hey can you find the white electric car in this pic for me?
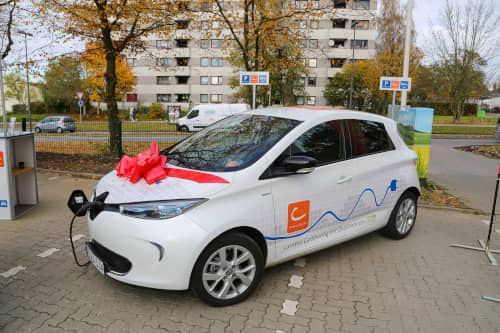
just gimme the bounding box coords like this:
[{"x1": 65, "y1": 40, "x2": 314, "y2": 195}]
[{"x1": 85, "y1": 107, "x2": 420, "y2": 306}]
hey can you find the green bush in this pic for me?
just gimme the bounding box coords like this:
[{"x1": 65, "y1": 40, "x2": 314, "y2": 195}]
[
  {"x1": 408, "y1": 100, "x2": 477, "y2": 116},
  {"x1": 12, "y1": 104, "x2": 26, "y2": 113},
  {"x1": 30, "y1": 101, "x2": 47, "y2": 114},
  {"x1": 147, "y1": 103, "x2": 165, "y2": 120}
]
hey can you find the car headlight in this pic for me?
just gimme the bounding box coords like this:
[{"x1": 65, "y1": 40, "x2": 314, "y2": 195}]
[{"x1": 119, "y1": 199, "x2": 207, "y2": 220}]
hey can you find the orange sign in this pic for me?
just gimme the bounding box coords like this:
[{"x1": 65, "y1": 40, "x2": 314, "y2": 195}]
[
  {"x1": 287, "y1": 200, "x2": 310, "y2": 233},
  {"x1": 391, "y1": 80, "x2": 400, "y2": 89},
  {"x1": 250, "y1": 75, "x2": 259, "y2": 84},
  {"x1": 0, "y1": 151, "x2": 4, "y2": 168}
]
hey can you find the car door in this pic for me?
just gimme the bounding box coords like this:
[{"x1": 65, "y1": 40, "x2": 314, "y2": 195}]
[
  {"x1": 40, "y1": 117, "x2": 52, "y2": 131},
  {"x1": 341, "y1": 119, "x2": 400, "y2": 233},
  {"x1": 266, "y1": 120, "x2": 355, "y2": 261}
]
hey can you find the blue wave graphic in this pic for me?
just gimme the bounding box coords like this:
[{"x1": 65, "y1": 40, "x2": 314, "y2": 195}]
[{"x1": 265, "y1": 179, "x2": 398, "y2": 241}]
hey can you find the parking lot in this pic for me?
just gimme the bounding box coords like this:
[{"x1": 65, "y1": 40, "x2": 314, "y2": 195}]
[{"x1": 1, "y1": 172, "x2": 500, "y2": 333}]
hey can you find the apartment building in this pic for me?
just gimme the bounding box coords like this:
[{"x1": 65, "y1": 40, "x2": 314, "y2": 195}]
[{"x1": 125, "y1": 0, "x2": 377, "y2": 110}]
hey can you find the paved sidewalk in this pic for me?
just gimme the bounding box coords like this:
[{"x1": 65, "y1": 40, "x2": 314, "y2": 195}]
[{"x1": 0, "y1": 172, "x2": 499, "y2": 333}]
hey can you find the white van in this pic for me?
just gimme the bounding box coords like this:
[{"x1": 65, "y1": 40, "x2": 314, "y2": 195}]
[{"x1": 176, "y1": 104, "x2": 250, "y2": 132}]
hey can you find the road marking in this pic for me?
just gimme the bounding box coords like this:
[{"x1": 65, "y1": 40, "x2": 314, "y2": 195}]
[
  {"x1": 281, "y1": 300, "x2": 298, "y2": 316},
  {"x1": 294, "y1": 258, "x2": 306, "y2": 268},
  {"x1": 69, "y1": 234, "x2": 86, "y2": 242},
  {"x1": 276, "y1": 331, "x2": 287, "y2": 333},
  {"x1": 288, "y1": 275, "x2": 303, "y2": 289},
  {"x1": 48, "y1": 176, "x2": 59, "y2": 181},
  {"x1": 482, "y1": 220, "x2": 490, "y2": 225},
  {"x1": 36, "y1": 248, "x2": 59, "y2": 258},
  {"x1": 1, "y1": 266, "x2": 26, "y2": 278}
]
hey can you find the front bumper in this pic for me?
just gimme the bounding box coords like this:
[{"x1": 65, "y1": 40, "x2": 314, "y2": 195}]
[{"x1": 87, "y1": 211, "x2": 210, "y2": 290}]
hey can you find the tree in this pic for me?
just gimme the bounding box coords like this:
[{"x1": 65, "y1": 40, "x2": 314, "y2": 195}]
[
  {"x1": 4, "y1": 70, "x2": 25, "y2": 104},
  {"x1": 0, "y1": 0, "x2": 17, "y2": 59},
  {"x1": 42, "y1": 56, "x2": 83, "y2": 112},
  {"x1": 81, "y1": 43, "x2": 136, "y2": 114},
  {"x1": 38, "y1": 0, "x2": 180, "y2": 153},
  {"x1": 430, "y1": 0, "x2": 499, "y2": 122}
]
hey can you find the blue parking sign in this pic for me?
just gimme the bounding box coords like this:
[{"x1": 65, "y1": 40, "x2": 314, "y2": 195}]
[
  {"x1": 259, "y1": 75, "x2": 267, "y2": 84},
  {"x1": 78, "y1": 100, "x2": 84, "y2": 108},
  {"x1": 400, "y1": 80, "x2": 409, "y2": 90},
  {"x1": 382, "y1": 80, "x2": 391, "y2": 89},
  {"x1": 241, "y1": 75, "x2": 250, "y2": 84}
]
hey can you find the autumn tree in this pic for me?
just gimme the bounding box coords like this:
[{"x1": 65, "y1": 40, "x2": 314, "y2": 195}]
[
  {"x1": 81, "y1": 43, "x2": 136, "y2": 114},
  {"x1": 0, "y1": 0, "x2": 17, "y2": 59},
  {"x1": 37, "y1": 1, "x2": 181, "y2": 153},
  {"x1": 429, "y1": 0, "x2": 499, "y2": 122},
  {"x1": 4, "y1": 69, "x2": 25, "y2": 103}
]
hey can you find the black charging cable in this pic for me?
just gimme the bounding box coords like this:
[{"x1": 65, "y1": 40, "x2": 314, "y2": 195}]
[{"x1": 69, "y1": 203, "x2": 94, "y2": 267}]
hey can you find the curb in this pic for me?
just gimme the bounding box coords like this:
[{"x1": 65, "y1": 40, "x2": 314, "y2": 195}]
[
  {"x1": 418, "y1": 203, "x2": 487, "y2": 216},
  {"x1": 38, "y1": 168, "x2": 104, "y2": 180},
  {"x1": 432, "y1": 134, "x2": 494, "y2": 140}
]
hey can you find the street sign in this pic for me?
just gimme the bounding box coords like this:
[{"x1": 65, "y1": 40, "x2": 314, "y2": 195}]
[
  {"x1": 379, "y1": 76, "x2": 412, "y2": 92},
  {"x1": 240, "y1": 72, "x2": 269, "y2": 86},
  {"x1": 77, "y1": 100, "x2": 84, "y2": 108},
  {"x1": 76, "y1": 91, "x2": 84, "y2": 99}
]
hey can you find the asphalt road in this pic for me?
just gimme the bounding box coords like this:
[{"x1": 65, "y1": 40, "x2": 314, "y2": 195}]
[{"x1": 428, "y1": 139, "x2": 499, "y2": 213}]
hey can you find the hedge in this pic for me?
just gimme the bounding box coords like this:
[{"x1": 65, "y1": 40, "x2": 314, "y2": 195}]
[{"x1": 408, "y1": 100, "x2": 477, "y2": 116}]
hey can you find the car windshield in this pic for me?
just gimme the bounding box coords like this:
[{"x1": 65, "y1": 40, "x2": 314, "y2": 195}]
[{"x1": 166, "y1": 114, "x2": 301, "y2": 172}]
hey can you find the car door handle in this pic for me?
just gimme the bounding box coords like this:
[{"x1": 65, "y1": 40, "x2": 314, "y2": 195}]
[{"x1": 337, "y1": 176, "x2": 352, "y2": 184}]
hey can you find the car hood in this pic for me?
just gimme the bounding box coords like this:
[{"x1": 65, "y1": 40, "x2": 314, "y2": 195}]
[{"x1": 95, "y1": 165, "x2": 234, "y2": 204}]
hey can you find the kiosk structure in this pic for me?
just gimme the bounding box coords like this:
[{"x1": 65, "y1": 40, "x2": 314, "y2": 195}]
[{"x1": 0, "y1": 132, "x2": 39, "y2": 220}]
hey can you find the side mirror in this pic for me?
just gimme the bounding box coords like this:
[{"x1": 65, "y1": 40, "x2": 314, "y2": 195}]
[{"x1": 283, "y1": 155, "x2": 317, "y2": 174}]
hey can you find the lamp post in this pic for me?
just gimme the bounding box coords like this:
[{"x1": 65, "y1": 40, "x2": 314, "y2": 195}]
[
  {"x1": 17, "y1": 30, "x2": 33, "y2": 131},
  {"x1": 348, "y1": 19, "x2": 359, "y2": 110}
]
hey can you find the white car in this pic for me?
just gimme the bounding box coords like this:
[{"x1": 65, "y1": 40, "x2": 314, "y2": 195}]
[{"x1": 81, "y1": 107, "x2": 420, "y2": 306}]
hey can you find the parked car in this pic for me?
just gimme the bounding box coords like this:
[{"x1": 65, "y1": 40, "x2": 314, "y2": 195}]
[
  {"x1": 34, "y1": 116, "x2": 76, "y2": 133},
  {"x1": 496, "y1": 117, "x2": 500, "y2": 140},
  {"x1": 176, "y1": 103, "x2": 250, "y2": 132},
  {"x1": 77, "y1": 107, "x2": 420, "y2": 306}
]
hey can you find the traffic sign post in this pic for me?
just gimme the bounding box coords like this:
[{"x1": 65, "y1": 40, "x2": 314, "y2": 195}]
[
  {"x1": 76, "y1": 92, "x2": 84, "y2": 122},
  {"x1": 379, "y1": 77, "x2": 412, "y2": 120},
  {"x1": 240, "y1": 72, "x2": 269, "y2": 110}
]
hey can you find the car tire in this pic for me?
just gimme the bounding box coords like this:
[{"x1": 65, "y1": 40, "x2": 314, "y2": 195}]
[
  {"x1": 34, "y1": 127, "x2": 41, "y2": 133},
  {"x1": 191, "y1": 232, "x2": 264, "y2": 306},
  {"x1": 180, "y1": 126, "x2": 189, "y2": 132},
  {"x1": 382, "y1": 191, "x2": 418, "y2": 240},
  {"x1": 57, "y1": 127, "x2": 63, "y2": 134}
]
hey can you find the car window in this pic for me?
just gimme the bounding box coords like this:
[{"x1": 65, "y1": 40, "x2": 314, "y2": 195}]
[
  {"x1": 271, "y1": 120, "x2": 345, "y2": 170},
  {"x1": 187, "y1": 110, "x2": 199, "y2": 119},
  {"x1": 166, "y1": 114, "x2": 301, "y2": 172},
  {"x1": 345, "y1": 119, "x2": 394, "y2": 158}
]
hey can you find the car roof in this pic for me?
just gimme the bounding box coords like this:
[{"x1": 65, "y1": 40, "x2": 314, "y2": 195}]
[{"x1": 246, "y1": 106, "x2": 393, "y2": 124}]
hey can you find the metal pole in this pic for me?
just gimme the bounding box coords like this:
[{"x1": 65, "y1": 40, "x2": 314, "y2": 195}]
[
  {"x1": 401, "y1": 0, "x2": 413, "y2": 109},
  {"x1": 391, "y1": 91, "x2": 396, "y2": 119},
  {"x1": 24, "y1": 33, "x2": 32, "y2": 132},
  {"x1": 252, "y1": 85, "x2": 256, "y2": 110},
  {"x1": 79, "y1": 105, "x2": 82, "y2": 122},
  {"x1": 349, "y1": 20, "x2": 357, "y2": 109},
  {"x1": 269, "y1": 85, "x2": 271, "y2": 107},
  {"x1": 0, "y1": 58, "x2": 7, "y2": 137}
]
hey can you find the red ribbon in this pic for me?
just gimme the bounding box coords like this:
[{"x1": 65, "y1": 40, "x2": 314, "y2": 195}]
[{"x1": 115, "y1": 142, "x2": 229, "y2": 185}]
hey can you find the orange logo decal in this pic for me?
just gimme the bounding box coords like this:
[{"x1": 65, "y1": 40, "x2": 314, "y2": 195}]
[
  {"x1": 250, "y1": 75, "x2": 259, "y2": 83},
  {"x1": 287, "y1": 200, "x2": 310, "y2": 233},
  {"x1": 0, "y1": 151, "x2": 4, "y2": 168},
  {"x1": 391, "y1": 80, "x2": 400, "y2": 89}
]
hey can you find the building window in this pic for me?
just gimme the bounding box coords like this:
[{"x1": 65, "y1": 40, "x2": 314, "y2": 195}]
[
  {"x1": 311, "y1": 0, "x2": 320, "y2": 8},
  {"x1": 211, "y1": 57, "x2": 223, "y2": 67},
  {"x1": 296, "y1": 96, "x2": 305, "y2": 105},
  {"x1": 157, "y1": 94, "x2": 171, "y2": 102},
  {"x1": 176, "y1": 94, "x2": 190, "y2": 102},
  {"x1": 176, "y1": 57, "x2": 189, "y2": 66},
  {"x1": 200, "y1": 1, "x2": 211, "y2": 12},
  {"x1": 352, "y1": 20, "x2": 369, "y2": 30},
  {"x1": 212, "y1": 21, "x2": 222, "y2": 29},
  {"x1": 295, "y1": 0, "x2": 307, "y2": 9},
  {"x1": 310, "y1": 20, "x2": 319, "y2": 29},
  {"x1": 211, "y1": 76, "x2": 223, "y2": 85},
  {"x1": 211, "y1": 39, "x2": 223, "y2": 48},
  {"x1": 200, "y1": 76, "x2": 209, "y2": 85},
  {"x1": 308, "y1": 58, "x2": 317, "y2": 68},
  {"x1": 156, "y1": 40, "x2": 171, "y2": 49},
  {"x1": 329, "y1": 39, "x2": 346, "y2": 48},
  {"x1": 210, "y1": 94, "x2": 223, "y2": 103},
  {"x1": 201, "y1": 57, "x2": 209, "y2": 67},
  {"x1": 175, "y1": 39, "x2": 189, "y2": 48},
  {"x1": 201, "y1": 39, "x2": 209, "y2": 49},
  {"x1": 307, "y1": 77, "x2": 316, "y2": 87},
  {"x1": 200, "y1": 94, "x2": 209, "y2": 103},
  {"x1": 298, "y1": 39, "x2": 307, "y2": 48},
  {"x1": 294, "y1": 20, "x2": 307, "y2": 29},
  {"x1": 332, "y1": 18, "x2": 347, "y2": 28},
  {"x1": 156, "y1": 76, "x2": 172, "y2": 85},
  {"x1": 333, "y1": 0, "x2": 346, "y2": 8},
  {"x1": 127, "y1": 94, "x2": 137, "y2": 102},
  {"x1": 306, "y1": 96, "x2": 316, "y2": 105},
  {"x1": 308, "y1": 39, "x2": 318, "y2": 48},
  {"x1": 353, "y1": 0, "x2": 370, "y2": 10},
  {"x1": 176, "y1": 76, "x2": 189, "y2": 84},
  {"x1": 127, "y1": 58, "x2": 136, "y2": 66},
  {"x1": 330, "y1": 58, "x2": 345, "y2": 68},
  {"x1": 175, "y1": 20, "x2": 189, "y2": 29},
  {"x1": 156, "y1": 58, "x2": 173, "y2": 67},
  {"x1": 351, "y1": 39, "x2": 368, "y2": 49},
  {"x1": 201, "y1": 21, "x2": 209, "y2": 30}
]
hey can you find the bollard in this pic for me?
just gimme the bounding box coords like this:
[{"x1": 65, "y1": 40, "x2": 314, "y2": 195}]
[{"x1": 21, "y1": 118, "x2": 26, "y2": 132}]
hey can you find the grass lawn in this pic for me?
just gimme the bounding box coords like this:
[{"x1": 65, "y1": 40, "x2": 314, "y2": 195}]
[
  {"x1": 433, "y1": 115, "x2": 497, "y2": 125},
  {"x1": 432, "y1": 126, "x2": 495, "y2": 135},
  {"x1": 36, "y1": 141, "x2": 176, "y2": 156}
]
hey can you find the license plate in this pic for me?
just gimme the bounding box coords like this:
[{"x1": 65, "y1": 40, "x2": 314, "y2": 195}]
[{"x1": 86, "y1": 243, "x2": 105, "y2": 276}]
